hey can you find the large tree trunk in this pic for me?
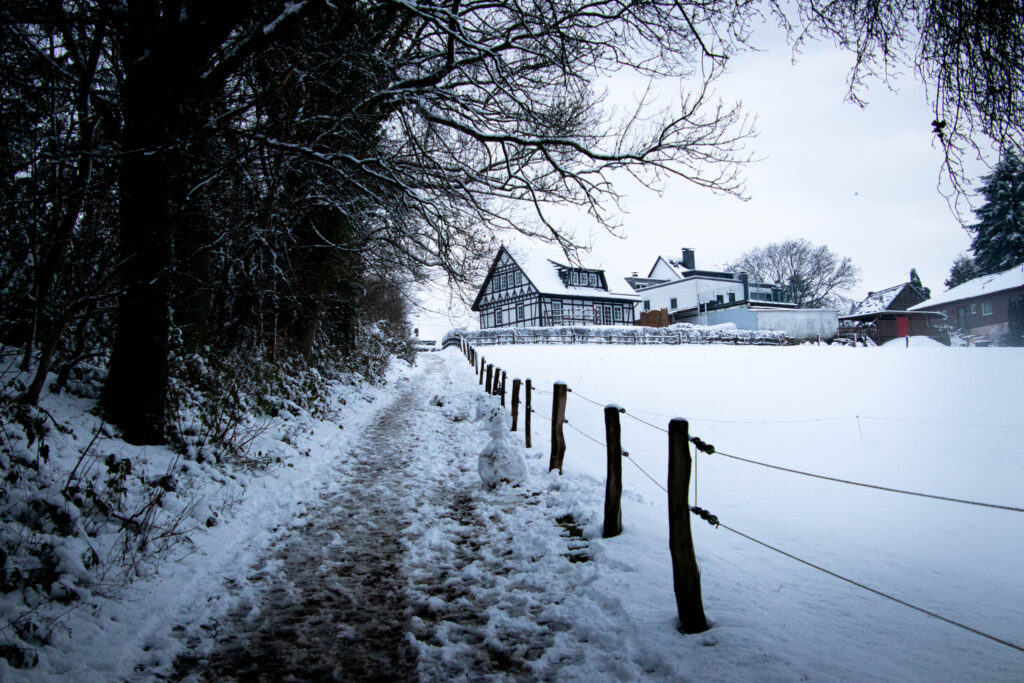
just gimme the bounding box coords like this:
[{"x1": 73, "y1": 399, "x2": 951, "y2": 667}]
[
  {"x1": 102, "y1": 23, "x2": 175, "y2": 444},
  {"x1": 101, "y1": 0, "x2": 266, "y2": 443}
]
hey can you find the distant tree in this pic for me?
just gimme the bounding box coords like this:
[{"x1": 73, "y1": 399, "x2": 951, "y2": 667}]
[
  {"x1": 944, "y1": 254, "x2": 981, "y2": 289},
  {"x1": 909, "y1": 268, "x2": 930, "y2": 299},
  {"x1": 969, "y1": 153, "x2": 1024, "y2": 275},
  {"x1": 726, "y1": 239, "x2": 860, "y2": 308}
]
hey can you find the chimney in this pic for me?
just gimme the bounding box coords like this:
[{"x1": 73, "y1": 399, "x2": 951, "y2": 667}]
[
  {"x1": 738, "y1": 272, "x2": 749, "y2": 302},
  {"x1": 681, "y1": 248, "x2": 695, "y2": 270}
]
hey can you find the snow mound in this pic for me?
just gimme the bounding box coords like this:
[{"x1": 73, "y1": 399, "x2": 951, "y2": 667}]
[
  {"x1": 477, "y1": 409, "x2": 528, "y2": 488},
  {"x1": 881, "y1": 335, "x2": 947, "y2": 348}
]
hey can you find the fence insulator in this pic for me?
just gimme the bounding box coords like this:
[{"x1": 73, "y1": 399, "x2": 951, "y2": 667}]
[
  {"x1": 690, "y1": 436, "x2": 715, "y2": 454},
  {"x1": 690, "y1": 506, "x2": 720, "y2": 527}
]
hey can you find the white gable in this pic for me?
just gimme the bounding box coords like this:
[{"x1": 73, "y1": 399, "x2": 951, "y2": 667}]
[{"x1": 648, "y1": 256, "x2": 684, "y2": 281}]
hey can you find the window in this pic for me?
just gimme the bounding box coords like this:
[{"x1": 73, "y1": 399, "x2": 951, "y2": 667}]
[
  {"x1": 515, "y1": 271, "x2": 522, "y2": 286},
  {"x1": 643, "y1": 300, "x2": 650, "y2": 311},
  {"x1": 590, "y1": 272, "x2": 599, "y2": 287},
  {"x1": 572, "y1": 270, "x2": 580, "y2": 285},
  {"x1": 970, "y1": 303, "x2": 976, "y2": 314},
  {"x1": 517, "y1": 304, "x2": 524, "y2": 321},
  {"x1": 500, "y1": 273, "x2": 507, "y2": 290},
  {"x1": 603, "y1": 304, "x2": 613, "y2": 324},
  {"x1": 551, "y1": 300, "x2": 563, "y2": 324},
  {"x1": 716, "y1": 294, "x2": 724, "y2": 304},
  {"x1": 613, "y1": 306, "x2": 623, "y2": 321},
  {"x1": 728, "y1": 292, "x2": 736, "y2": 303},
  {"x1": 496, "y1": 308, "x2": 503, "y2": 325},
  {"x1": 670, "y1": 297, "x2": 677, "y2": 309},
  {"x1": 982, "y1": 301, "x2": 993, "y2": 316}
]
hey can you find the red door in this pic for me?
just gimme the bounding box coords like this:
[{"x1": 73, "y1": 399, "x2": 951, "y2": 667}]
[{"x1": 896, "y1": 316, "x2": 909, "y2": 337}]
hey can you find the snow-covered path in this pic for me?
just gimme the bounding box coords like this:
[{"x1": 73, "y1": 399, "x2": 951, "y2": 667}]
[
  {"x1": 171, "y1": 375, "x2": 424, "y2": 679},
  {"x1": 168, "y1": 352, "x2": 596, "y2": 680}
]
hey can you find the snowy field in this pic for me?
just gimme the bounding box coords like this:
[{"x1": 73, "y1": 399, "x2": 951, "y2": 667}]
[{"x1": 474, "y1": 341, "x2": 1024, "y2": 680}]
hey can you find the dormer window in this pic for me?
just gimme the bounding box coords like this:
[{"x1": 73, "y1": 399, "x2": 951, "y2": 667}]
[{"x1": 562, "y1": 267, "x2": 605, "y2": 290}]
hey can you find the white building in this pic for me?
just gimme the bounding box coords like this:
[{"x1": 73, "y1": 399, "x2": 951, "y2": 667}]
[
  {"x1": 628, "y1": 248, "x2": 838, "y2": 339},
  {"x1": 628, "y1": 248, "x2": 794, "y2": 322}
]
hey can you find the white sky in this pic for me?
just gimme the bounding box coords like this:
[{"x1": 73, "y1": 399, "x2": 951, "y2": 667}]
[{"x1": 410, "y1": 29, "x2": 992, "y2": 339}]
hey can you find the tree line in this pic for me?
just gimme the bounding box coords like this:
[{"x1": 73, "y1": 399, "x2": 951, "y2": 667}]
[{"x1": 2, "y1": 0, "x2": 1022, "y2": 445}]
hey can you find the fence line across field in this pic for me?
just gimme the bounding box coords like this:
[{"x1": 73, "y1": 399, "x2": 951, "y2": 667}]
[
  {"x1": 560, "y1": 387, "x2": 1023, "y2": 513},
  {"x1": 626, "y1": 407, "x2": 1024, "y2": 430},
  {"x1": 451, "y1": 338, "x2": 1024, "y2": 654}
]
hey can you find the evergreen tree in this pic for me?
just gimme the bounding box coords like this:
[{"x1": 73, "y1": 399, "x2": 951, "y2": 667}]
[
  {"x1": 909, "y1": 268, "x2": 930, "y2": 298},
  {"x1": 944, "y1": 254, "x2": 981, "y2": 289},
  {"x1": 970, "y1": 153, "x2": 1024, "y2": 275}
]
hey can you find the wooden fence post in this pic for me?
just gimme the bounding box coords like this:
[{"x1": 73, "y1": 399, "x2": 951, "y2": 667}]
[
  {"x1": 511, "y1": 379, "x2": 521, "y2": 431},
  {"x1": 668, "y1": 418, "x2": 709, "y2": 634},
  {"x1": 549, "y1": 382, "x2": 567, "y2": 473},
  {"x1": 525, "y1": 379, "x2": 532, "y2": 448},
  {"x1": 479, "y1": 357, "x2": 485, "y2": 385},
  {"x1": 500, "y1": 371, "x2": 507, "y2": 406},
  {"x1": 486, "y1": 364, "x2": 494, "y2": 393},
  {"x1": 603, "y1": 405, "x2": 623, "y2": 538}
]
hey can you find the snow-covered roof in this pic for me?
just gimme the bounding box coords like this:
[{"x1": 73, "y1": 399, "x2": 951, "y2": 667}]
[
  {"x1": 910, "y1": 265, "x2": 1024, "y2": 309},
  {"x1": 649, "y1": 255, "x2": 687, "y2": 280},
  {"x1": 850, "y1": 284, "x2": 907, "y2": 315},
  {"x1": 505, "y1": 245, "x2": 640, "y2": 300}
]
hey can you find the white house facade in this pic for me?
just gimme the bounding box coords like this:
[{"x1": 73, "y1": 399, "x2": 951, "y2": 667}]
[
  {"x1": 628, "y1": 249, "x2": 794, "y2": 322},
  {"x1": 472, "y1": 246, "x2": 640, "y2": 329}
]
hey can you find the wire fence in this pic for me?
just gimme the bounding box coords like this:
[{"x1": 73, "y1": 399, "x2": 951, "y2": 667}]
[{"x1": 451, "y1": 338, "x2": 1024, "y2": 655}]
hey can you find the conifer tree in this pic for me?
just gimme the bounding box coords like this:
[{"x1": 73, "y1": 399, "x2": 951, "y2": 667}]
[
  {"x1": 944, "y1": 255, "x2": 981, "y2": 289},
  {"x1": 970, "y1": 153, "x2": 1024, "y2": 275}
]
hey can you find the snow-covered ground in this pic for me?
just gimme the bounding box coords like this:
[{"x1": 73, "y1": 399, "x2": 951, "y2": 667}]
[
  {"x1": 475, "y1": 341, "x2": 1024, "y2": 680},
  {"x1": 5, "y1": 343, "x2": 1023, "y2": 680}
]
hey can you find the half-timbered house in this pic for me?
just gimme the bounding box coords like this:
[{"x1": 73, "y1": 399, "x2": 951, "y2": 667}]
[{"x1": 471, "y1": 246, "x2": 640, "y2": 329}]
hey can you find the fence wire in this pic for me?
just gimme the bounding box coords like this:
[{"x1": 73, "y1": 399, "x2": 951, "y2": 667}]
[
  {"x1": 568, "y1": 386, "x2": 1023, "y2": 513},
  {"x1": 706, "y1": 448, "x2": 1024, "y2": 513},
  {"x1": 714, "y1": 521, "x2": 1024, "y2": 654},
  {"x1": 462, "y1": 345, "x2": 1024, "y2": 655}
]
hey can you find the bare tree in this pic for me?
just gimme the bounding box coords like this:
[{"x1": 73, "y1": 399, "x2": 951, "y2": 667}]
[
  {"x1": 786, "y1": 0, "x2": 1024, "y2": 208},
  {"x1": 726, "y1": 239, "x2": 861, "y2": 307}
]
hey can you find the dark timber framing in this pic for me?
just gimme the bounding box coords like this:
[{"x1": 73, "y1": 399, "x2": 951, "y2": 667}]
[{"x1": 471, "y1": 246, "x2": 637, "y2": 329}]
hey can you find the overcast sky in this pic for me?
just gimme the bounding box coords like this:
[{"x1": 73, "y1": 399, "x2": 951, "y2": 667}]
[{"x1": 411, "y1": 28, "x2": 993, "y2": 338}]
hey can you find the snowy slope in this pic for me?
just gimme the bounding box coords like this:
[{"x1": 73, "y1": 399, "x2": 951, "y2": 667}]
[{"x1": 476, "y1": 343, "x2": 1024, "y2": 680}]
